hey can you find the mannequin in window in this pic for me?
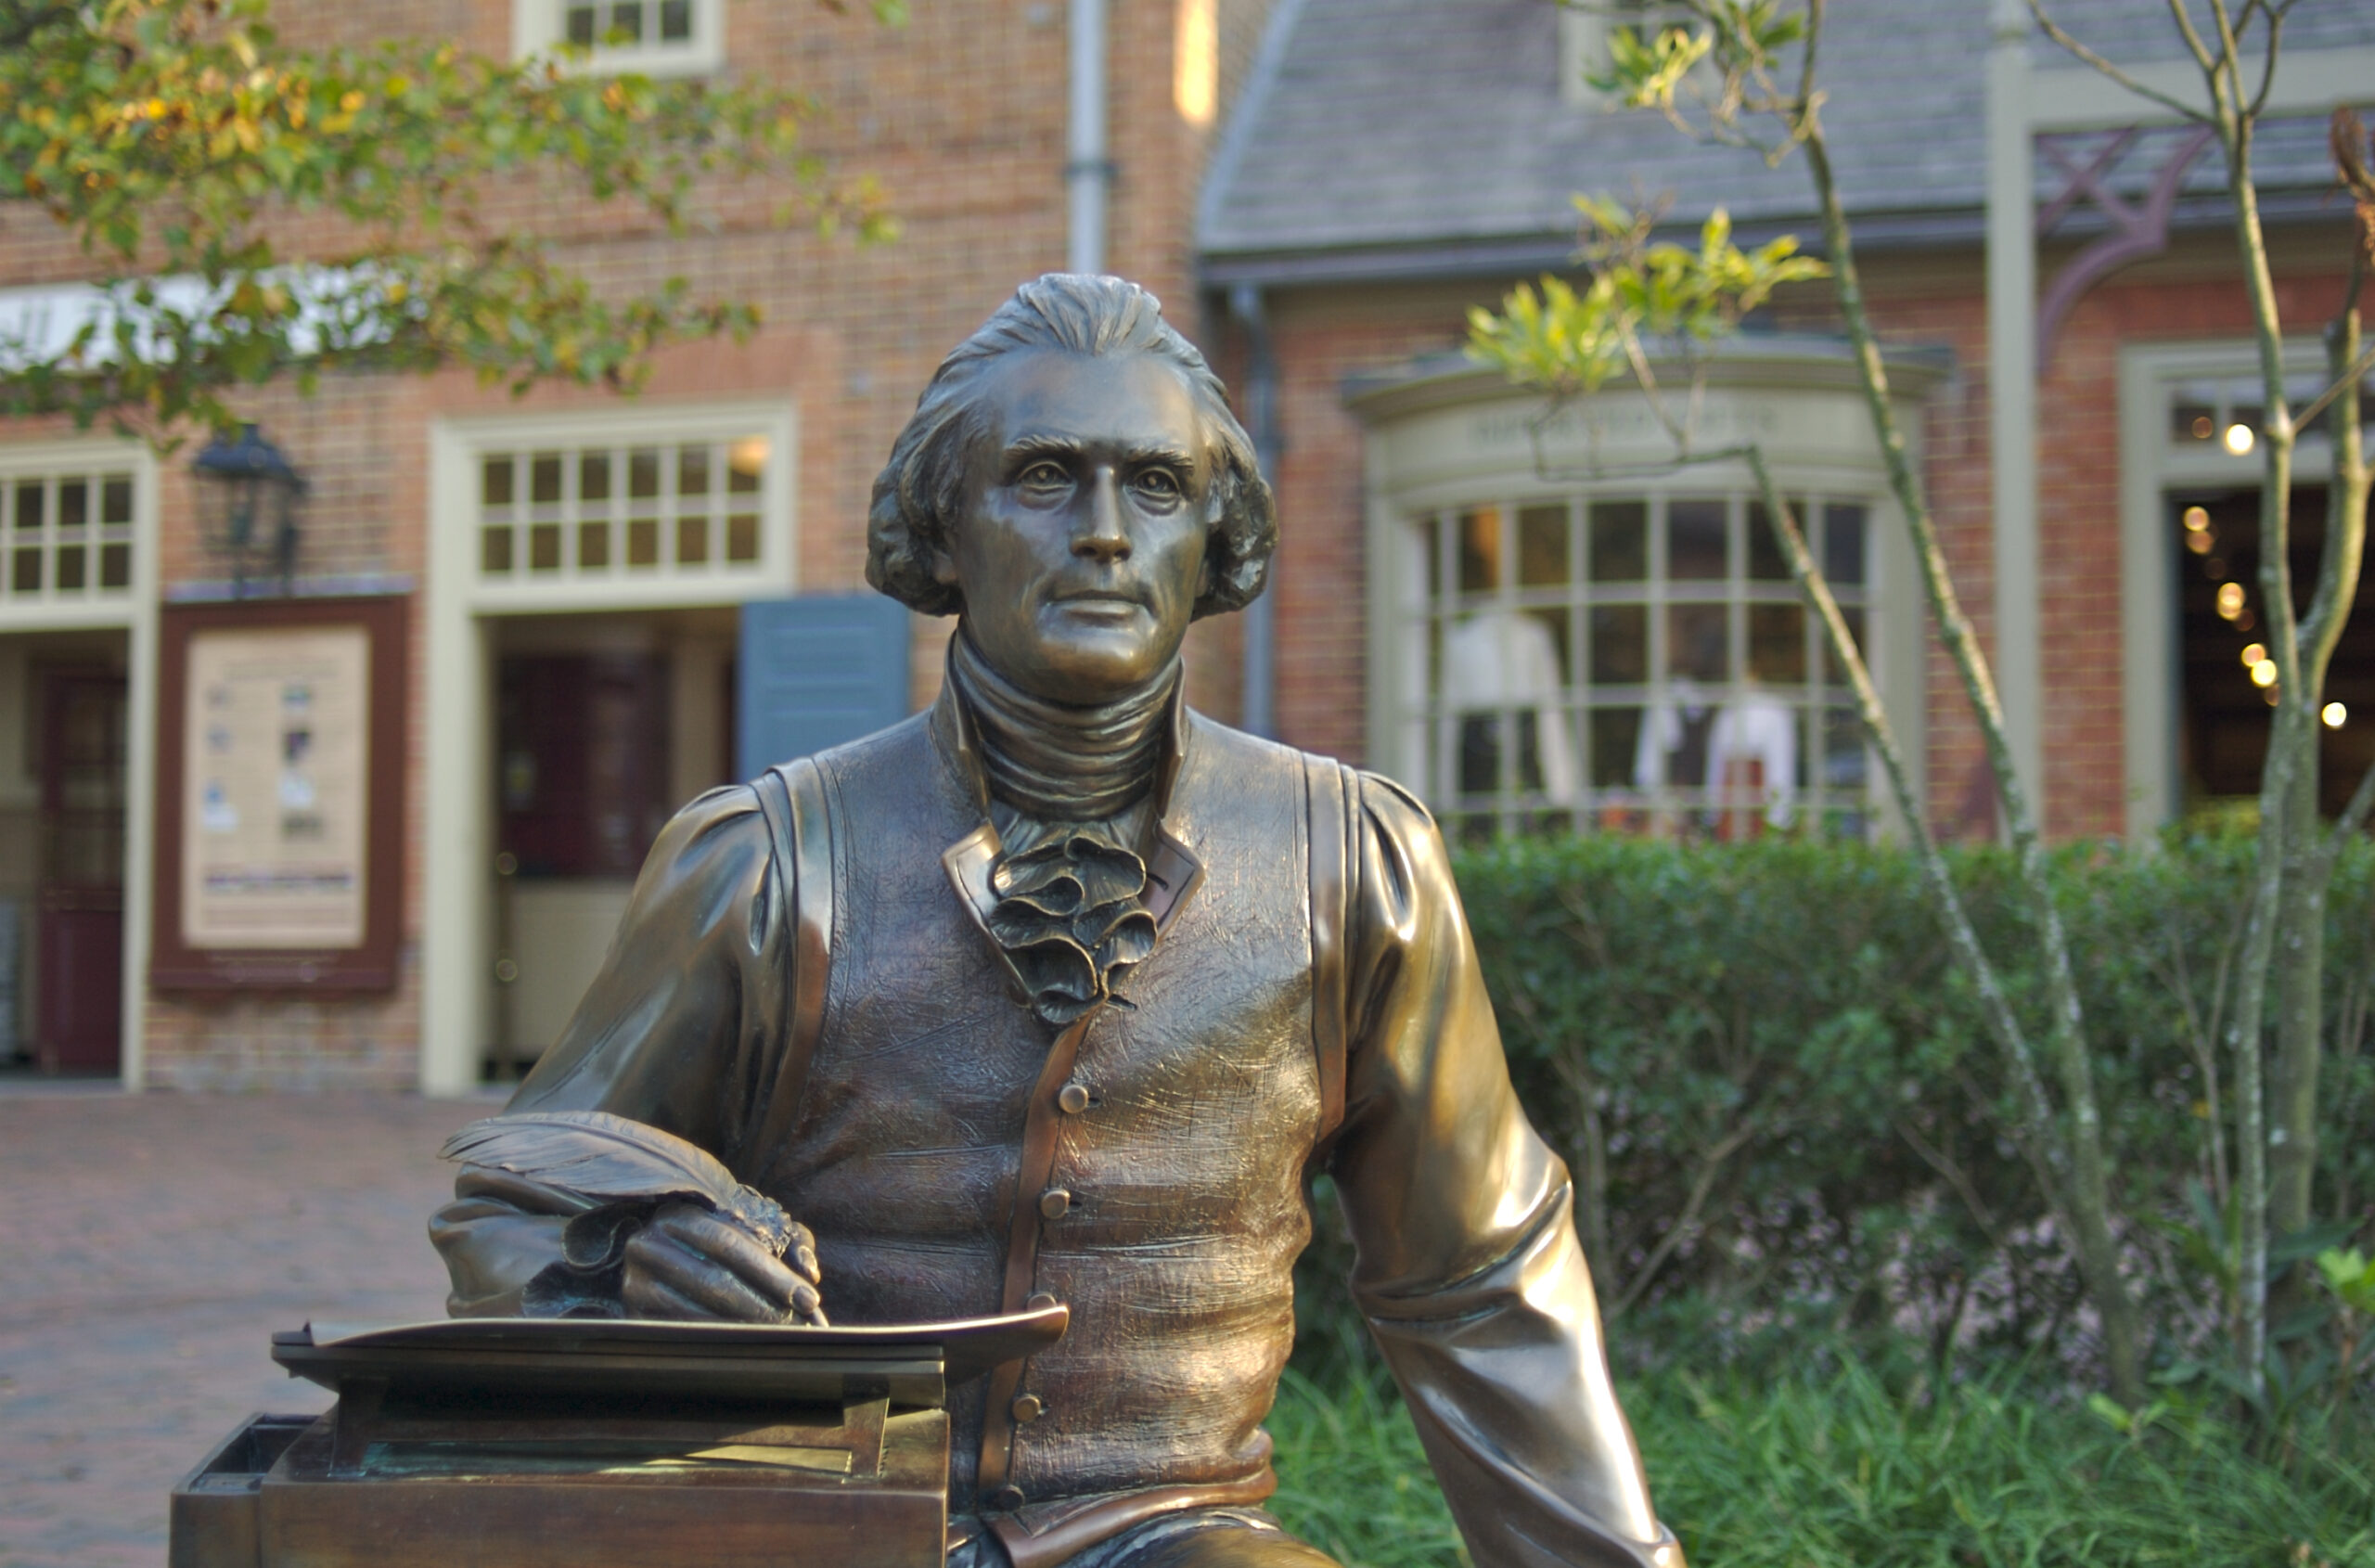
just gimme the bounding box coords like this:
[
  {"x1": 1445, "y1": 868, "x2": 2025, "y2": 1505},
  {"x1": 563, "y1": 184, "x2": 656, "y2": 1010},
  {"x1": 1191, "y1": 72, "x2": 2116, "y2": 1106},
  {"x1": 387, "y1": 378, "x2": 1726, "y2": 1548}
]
[{"x1": 1443, "y1": 608, "x2": 1577, "y2": 803}]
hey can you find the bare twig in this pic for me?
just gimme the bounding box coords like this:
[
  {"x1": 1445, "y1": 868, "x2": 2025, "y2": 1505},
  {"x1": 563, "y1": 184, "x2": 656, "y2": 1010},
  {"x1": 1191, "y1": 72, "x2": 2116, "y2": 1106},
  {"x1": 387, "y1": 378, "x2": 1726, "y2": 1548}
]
[
  {"x1": 1895, "y1": 1114, "x2": 2011, "y2": 1253},
  {"x1": 2331, "y1": 755, "x2": 2375, "y2": 857},
  {"x1": 2167, "y1": 0, "x2": 2227, "y2": 80},
  {"x1": 1612, "y1": 1118, "x2": 1761, "y2": 1317},
  {"x1": 2027, "y1": 1, "x2": 2210, "y2": 123},
  {"x1": 2293, "y1": 339, "x2": 2375, "y2": 434},
  {"x1": 2245, "y1": 5, "x2": 2286, "y2": 120}
]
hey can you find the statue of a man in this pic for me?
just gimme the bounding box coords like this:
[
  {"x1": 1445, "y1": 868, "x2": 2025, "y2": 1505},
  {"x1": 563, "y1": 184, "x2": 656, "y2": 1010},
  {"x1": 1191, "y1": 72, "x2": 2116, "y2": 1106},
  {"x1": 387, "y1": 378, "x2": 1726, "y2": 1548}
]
[{"x1": 432, "y1": 275, "x2": 1680, "y2": 1568}]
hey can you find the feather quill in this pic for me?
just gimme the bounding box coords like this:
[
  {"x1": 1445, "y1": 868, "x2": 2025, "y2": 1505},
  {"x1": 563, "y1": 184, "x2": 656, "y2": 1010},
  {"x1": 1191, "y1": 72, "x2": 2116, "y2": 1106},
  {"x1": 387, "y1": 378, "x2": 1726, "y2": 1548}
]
[{"x1": 440, "y1": 1110, "x2": 793, "y2": 1257}]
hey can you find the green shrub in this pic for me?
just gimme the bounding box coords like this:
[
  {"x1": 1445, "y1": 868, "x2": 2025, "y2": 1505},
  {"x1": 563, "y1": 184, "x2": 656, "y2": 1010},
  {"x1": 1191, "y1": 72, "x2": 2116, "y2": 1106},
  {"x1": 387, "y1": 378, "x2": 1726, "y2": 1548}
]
[{"x1": 1432, "y1": 829, "x2": 2375, "y2": 1381}]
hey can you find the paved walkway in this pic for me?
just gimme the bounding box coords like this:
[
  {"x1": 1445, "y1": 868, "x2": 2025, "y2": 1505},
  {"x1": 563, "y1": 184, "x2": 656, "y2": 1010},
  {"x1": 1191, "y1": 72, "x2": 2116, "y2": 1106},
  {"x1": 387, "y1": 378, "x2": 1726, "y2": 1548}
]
[{"x1": 0, "y1": 1086, "x2": 501, "y2": 1568}]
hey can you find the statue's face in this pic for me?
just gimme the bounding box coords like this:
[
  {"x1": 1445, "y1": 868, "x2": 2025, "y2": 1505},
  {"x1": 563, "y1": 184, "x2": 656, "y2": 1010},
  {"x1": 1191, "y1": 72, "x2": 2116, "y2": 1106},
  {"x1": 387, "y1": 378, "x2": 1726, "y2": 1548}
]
[{"x1": 939, "y1": 349, "x2": 1213, "y2": 703}]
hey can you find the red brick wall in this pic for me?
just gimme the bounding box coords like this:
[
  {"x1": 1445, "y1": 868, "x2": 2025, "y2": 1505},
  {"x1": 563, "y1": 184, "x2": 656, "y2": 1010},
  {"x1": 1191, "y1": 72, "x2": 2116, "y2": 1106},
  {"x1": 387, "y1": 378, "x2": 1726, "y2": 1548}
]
[{"x1": 0, "y1": 0, "x2": 1269, "y2": 1086}]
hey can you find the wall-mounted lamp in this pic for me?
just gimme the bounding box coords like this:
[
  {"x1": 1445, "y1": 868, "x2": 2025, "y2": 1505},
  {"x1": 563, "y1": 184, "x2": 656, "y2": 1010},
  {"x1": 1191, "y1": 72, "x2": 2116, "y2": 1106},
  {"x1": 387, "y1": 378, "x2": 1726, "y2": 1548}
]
[{"x1": 192, "y1": 422, "x2": 306, "y2": 598}]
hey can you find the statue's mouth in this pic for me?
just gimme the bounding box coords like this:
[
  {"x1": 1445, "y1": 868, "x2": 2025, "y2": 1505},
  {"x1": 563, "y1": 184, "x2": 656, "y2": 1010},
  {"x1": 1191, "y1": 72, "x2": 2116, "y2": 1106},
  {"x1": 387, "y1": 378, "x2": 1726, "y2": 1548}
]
[{"x1": 1050, "y1": 590, "x2": 1148, "y2": 616}]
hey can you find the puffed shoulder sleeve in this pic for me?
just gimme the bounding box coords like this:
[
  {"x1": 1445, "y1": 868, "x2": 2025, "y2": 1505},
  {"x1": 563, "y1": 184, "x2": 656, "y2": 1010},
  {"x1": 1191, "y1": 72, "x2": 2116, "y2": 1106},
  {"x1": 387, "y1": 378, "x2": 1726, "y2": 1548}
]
[
  {"x1": 429, "y1": 781, "x2": 807, "y2": 1316},
  {"x1": 1328, "y1": 772, "x2": 1681, "y2": 1568}
]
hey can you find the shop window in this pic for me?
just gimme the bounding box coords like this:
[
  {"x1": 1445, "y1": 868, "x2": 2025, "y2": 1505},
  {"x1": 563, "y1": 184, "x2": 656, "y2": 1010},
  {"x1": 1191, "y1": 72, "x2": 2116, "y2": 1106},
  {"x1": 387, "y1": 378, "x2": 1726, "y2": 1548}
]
[
  {"x1": 2173, "y1": 486, "x2": 2375, "y2": 815},
  {"x1": 2168, "y1": 375, "x2": 2375, "y2": 459},
  {"x1": 4, "y1": 468, "x2": 136, "y2": 607},
  {"x1": 516, "y1": 0, "x2": 722, "y2": 77},
  {"x1": 476, "y1": 432, "x2": 771, "y2": 593},
  {"x1": 1403, "y1": 490, "x2": 1875, "y2": 842}
]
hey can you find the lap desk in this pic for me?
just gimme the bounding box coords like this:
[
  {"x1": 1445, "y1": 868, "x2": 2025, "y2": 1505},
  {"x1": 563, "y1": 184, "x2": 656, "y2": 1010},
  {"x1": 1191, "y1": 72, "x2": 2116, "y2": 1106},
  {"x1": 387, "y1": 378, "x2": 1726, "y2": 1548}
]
[{"x1": 170, "y1": 1308, "x2": 1067, "y2": 1568}]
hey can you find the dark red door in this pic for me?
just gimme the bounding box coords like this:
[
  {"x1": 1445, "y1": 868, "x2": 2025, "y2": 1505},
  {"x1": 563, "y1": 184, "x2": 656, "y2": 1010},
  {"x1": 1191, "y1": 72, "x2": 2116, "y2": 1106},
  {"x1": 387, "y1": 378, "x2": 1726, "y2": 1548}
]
[{"x1": 35, "y1": 668, "x2": 126, "y2": 1073}]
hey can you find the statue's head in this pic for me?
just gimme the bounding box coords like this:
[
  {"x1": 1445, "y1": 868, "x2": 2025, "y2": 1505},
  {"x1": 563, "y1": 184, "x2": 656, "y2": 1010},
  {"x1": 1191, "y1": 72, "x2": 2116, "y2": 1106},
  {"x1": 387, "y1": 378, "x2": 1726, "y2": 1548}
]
[{"x1": 867, "y1": 274, "x2": 1276, "y2": 702}]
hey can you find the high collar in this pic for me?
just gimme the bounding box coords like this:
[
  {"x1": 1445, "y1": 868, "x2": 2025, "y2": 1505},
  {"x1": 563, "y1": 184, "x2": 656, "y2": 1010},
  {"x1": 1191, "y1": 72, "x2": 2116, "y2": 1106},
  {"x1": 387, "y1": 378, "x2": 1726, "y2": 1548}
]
[{"x1": 930, "y1": 636, "x2": 1193, "y2": 829}]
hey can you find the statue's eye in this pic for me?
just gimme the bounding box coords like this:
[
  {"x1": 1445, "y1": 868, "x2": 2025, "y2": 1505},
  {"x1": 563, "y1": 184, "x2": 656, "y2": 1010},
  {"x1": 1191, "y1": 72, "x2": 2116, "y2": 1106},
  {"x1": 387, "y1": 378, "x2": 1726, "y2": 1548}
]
[
  {"x1": 1135, "y1": 469, "x2": 1182, "y2": 500},
  {"x1": 1018, "y1": 461, "x2": 1070, "y2": 491}
]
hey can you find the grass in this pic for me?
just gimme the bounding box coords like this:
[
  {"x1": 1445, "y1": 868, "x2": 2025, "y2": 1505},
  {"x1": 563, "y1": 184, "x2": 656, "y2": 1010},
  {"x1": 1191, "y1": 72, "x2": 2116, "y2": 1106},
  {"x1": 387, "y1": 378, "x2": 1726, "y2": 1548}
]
[
  {"x1": 1265, "y1": 1359, "x2": 2375, "y2": 1568},
  {"x1": 1266, "y1": 1368, "x2": 1474, "y2": 1568}
]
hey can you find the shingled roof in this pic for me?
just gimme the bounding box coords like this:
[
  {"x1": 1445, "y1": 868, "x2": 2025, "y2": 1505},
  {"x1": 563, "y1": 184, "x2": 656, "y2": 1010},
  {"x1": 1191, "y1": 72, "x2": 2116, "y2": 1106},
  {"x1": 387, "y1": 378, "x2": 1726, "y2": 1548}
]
[{"x1": 1197, "y1": 0, "x2": 2375, "y2": 285}]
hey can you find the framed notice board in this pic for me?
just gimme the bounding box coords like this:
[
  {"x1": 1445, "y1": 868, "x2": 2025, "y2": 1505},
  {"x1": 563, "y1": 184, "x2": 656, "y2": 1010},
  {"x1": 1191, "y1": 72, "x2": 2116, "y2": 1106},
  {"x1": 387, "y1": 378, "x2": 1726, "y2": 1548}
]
[{"x1": 151, "y1": 596, "x2": 407, "y2": 991}]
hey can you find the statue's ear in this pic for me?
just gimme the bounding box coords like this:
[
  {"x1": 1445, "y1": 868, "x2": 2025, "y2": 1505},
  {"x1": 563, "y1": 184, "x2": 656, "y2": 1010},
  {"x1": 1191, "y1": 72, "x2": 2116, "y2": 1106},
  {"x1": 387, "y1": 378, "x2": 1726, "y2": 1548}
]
[{"x1": 930, "y1": 541, "x2": 959, "y2": 589}]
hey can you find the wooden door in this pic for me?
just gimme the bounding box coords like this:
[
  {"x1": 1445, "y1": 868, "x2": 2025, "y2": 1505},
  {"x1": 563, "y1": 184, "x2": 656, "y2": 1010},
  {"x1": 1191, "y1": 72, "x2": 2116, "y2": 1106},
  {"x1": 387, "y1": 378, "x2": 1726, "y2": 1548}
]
[{"x1": 35, "y1": 668, "x2": 126, "y2": 1073}]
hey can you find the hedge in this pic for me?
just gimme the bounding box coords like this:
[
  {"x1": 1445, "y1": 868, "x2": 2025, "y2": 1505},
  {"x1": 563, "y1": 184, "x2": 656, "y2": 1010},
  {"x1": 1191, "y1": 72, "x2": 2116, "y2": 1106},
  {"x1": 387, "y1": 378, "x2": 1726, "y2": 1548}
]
[{"x1": 1293, "y1": 829, "x2": 2375, "y2": 1387}]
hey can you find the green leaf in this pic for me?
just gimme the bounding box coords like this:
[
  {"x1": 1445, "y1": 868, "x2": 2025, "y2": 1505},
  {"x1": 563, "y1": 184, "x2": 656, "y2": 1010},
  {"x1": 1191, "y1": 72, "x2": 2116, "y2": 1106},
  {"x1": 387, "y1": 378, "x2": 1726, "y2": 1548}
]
[{"x1": 0, "y1": 0, "x2": 898, "y2": 440}]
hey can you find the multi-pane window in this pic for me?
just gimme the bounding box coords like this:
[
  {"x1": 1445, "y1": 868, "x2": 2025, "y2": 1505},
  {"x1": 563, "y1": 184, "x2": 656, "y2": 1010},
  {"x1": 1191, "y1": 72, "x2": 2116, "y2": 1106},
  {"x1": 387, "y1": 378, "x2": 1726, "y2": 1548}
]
[
  {"x1": 6, "y1": 469, "x2": 135, "y2": 604},
  {"x1": 520, "y1": 0, "x2": 720, "y2": 76},
  {"x1": 2170, "y1": 375, "x2": 2375, "y2": 456},
  {"x1": 1403, "y1": 490, "x2": 1875, "y2": 840},
  {"x1": 564, "y1": 0, "x2": 694, "y2": 48},
  {"x1": 476, "y1": 436, "x2": 771, "y2": 588}
]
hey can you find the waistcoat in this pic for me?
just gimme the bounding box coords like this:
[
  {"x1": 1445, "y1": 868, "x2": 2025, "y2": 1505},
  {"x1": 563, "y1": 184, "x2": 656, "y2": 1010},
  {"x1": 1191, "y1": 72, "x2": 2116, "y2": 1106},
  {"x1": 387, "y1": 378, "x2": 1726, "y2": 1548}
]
[{"x1": 751, "y1": 702, "x2": 1339, "y2": 1523}]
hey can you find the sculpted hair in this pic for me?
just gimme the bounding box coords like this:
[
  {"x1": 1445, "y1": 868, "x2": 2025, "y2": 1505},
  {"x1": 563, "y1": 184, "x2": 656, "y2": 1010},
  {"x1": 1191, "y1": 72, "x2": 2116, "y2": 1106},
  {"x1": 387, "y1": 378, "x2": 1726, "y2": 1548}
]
[{"x1": 866, "y1": 273, "x2": 1277, "y2": 619}]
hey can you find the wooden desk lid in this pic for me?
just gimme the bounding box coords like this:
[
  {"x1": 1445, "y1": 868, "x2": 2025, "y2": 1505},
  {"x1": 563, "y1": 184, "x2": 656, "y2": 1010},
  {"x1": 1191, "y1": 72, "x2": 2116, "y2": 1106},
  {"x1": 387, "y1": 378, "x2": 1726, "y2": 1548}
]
[{"x1": 270, "y1": 1306, "x2": 1068, "y2": 1406}]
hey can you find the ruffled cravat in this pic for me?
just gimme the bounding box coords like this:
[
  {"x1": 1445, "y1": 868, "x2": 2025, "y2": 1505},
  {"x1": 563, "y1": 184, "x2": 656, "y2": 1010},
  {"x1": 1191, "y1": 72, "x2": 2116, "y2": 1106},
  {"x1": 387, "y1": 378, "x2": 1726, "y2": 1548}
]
[
  {"x1": 946, "y1": 632, "x2": 1178, "y2": 1027},
  {"x1": 982, "y1": 811, "x2": 1160, "y2": 1026}
]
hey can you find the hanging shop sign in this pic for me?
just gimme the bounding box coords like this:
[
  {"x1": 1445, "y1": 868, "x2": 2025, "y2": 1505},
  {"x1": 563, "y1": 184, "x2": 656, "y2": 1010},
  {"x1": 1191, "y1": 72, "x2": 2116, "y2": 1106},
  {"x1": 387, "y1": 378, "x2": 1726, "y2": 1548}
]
[{"x1": 151, "y1": 596, "x2": 407, "y2": 990}]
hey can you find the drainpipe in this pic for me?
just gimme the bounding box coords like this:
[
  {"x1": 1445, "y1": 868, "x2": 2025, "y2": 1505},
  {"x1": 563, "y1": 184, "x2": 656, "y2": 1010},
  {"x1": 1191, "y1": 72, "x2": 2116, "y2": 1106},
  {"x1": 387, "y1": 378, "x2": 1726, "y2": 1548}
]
[
  {"x1": 1229, "y1": 283, "x2": 1279, "y2": 739},
  {"x1": 1067, "y1": 0, "x2": 1109, "y2": 274},
  {"x1": 1984, "y1": 0, "x2": 2043, "y2": 829}
]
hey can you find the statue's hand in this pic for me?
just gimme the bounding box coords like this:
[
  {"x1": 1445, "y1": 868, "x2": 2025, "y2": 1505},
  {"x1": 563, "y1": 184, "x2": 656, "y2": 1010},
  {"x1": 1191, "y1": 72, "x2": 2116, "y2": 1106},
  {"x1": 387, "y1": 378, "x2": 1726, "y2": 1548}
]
[{"x1": 621, "y1": 1202, "x2": 826, "y2": 1324}]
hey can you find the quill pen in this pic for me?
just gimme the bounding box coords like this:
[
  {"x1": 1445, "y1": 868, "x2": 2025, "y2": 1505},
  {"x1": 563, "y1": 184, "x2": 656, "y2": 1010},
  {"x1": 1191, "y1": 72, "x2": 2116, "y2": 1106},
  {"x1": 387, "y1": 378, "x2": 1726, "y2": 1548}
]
[{"x1": 440, "y1": 1110, "x2": 796, "y2": 1259}]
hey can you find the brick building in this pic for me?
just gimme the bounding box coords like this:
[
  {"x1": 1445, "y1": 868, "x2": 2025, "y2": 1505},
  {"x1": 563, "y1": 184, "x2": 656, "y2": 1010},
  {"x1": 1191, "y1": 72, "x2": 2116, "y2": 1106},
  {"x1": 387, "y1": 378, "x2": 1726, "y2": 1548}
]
[
  {"x1": 1202, "y1": 0, "x2": 2375, "y2": 849},
  {"x1": 2, "y1": 0, "x2": 2371, "y2": 1090},
  {"x1": 0, "y1": 0, "x2": 1276, "y2": 1090}
]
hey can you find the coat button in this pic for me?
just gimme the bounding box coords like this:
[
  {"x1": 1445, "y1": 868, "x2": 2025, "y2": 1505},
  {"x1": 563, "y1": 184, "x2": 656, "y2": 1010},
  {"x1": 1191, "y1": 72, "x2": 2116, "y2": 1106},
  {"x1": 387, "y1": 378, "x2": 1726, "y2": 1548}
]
[
  {"x1": 1011, "y1": 1394, "x2": 1045, "y2": 1422},
  {"x1": 1025, "y1": 1292, "x2": 1059, "y2": 1312},
  {"x1": 990, "y1": 1484, "x2": 1025, "y2": 1511},
  {"x1": 1058, "y1": 1082, "x2": 1090, "y2": 1114},
  {"x1": 1038, "y1": 1189, "x2": 1072, "y2": 1219}
]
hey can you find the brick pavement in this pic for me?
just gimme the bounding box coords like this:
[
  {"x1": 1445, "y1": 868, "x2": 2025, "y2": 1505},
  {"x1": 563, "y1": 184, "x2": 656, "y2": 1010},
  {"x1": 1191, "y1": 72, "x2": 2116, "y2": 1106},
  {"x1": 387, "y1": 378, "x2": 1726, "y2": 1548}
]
[{"x1": 0, "y1": 1086, "x2": 500, "y2": 1568}]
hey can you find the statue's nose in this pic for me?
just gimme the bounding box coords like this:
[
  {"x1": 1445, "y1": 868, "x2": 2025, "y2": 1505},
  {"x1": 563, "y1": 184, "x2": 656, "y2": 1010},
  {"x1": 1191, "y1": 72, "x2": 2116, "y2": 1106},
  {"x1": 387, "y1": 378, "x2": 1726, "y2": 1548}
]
[{"x1": 1072, "y1": 470, "x2": 1132, "y2": 562}]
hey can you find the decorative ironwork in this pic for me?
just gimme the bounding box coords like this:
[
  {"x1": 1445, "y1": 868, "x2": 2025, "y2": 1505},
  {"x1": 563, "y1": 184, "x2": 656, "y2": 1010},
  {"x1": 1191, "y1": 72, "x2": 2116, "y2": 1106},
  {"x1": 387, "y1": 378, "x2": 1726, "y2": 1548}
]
[{"x1": 2035, "y1": 124, "x2": 2217, "y2": 365}]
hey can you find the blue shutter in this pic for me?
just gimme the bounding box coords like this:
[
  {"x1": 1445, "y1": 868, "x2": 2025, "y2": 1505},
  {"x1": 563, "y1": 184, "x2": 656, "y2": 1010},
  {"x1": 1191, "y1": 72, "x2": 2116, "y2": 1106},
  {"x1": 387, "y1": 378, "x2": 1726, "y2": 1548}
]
[{"x1": 737, "y1": 595, "x2": 915, "y2": 778}]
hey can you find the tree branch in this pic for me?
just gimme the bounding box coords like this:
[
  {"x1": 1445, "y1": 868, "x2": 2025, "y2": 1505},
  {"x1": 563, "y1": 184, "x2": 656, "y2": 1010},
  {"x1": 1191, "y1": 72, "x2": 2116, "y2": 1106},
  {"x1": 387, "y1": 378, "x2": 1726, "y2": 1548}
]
[
  {"x1": 1612, "y1": 1118, "x2": 1761, "y2": 1317},
  {"x1": 2293, "y1": 339, "x2": 2375, "y2": 434},
  {"x1": 2167, "y1": 0, "x2": 2227, "y2": 80},
  {"x1": 2330, "y1": 753, "x2": 2375, "y2": 855},
  {"x1": 2027, "y1": 1, "x2": 2210, "y2": 122}
]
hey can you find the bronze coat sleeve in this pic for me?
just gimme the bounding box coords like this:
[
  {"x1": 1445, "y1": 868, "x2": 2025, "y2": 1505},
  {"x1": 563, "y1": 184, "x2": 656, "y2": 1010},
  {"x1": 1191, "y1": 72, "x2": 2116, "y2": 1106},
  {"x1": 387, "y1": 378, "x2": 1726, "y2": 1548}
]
[
  {"x1": 1329, "y1": 773, "x2": 1681, "y2": 1568},
  {"x1": 429, "y1": 783, "x2": 802, "y2": 1317}
]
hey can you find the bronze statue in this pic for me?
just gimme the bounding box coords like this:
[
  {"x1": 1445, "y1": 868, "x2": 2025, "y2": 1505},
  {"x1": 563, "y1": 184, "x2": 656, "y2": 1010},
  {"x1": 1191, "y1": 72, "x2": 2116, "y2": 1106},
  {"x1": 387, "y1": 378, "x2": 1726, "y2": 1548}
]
[{"x1": 432, "y1": 275, "x2": 1681, "y2": 1568}]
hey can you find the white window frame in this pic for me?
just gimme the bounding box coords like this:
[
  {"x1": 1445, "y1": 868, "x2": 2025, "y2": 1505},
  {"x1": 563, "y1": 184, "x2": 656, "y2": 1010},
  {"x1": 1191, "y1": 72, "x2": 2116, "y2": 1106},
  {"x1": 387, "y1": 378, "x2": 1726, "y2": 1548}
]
[
  {"x1": 0, "y1": 433, "x2": 161, "y2": 1091},
  {"x1": 512, "y1": 0, "x2": 725, "y2": 79},
  {"x1": 421, "y1": 396, "x2": 796, "y2": 1097},
  {"x1": 2117, "y1": 336, "x2": 2364, "y2": 833},
  {"x1": 0, "y1": 437, "x2": 154, "y2": 633},
  {"x1": 440, "y1": 401, "x2": 797, "y2": 616}
]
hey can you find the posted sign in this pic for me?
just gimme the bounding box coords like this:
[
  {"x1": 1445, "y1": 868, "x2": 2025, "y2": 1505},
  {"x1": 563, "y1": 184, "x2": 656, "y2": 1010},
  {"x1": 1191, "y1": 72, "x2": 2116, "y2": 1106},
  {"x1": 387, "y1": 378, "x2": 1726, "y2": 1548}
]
[
  {"x1": 152, "y1": 597, "x2": 406, "y2": 991},
  {"x1": 180, "y1": 624, "x2": 371, "y2": 948}
]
